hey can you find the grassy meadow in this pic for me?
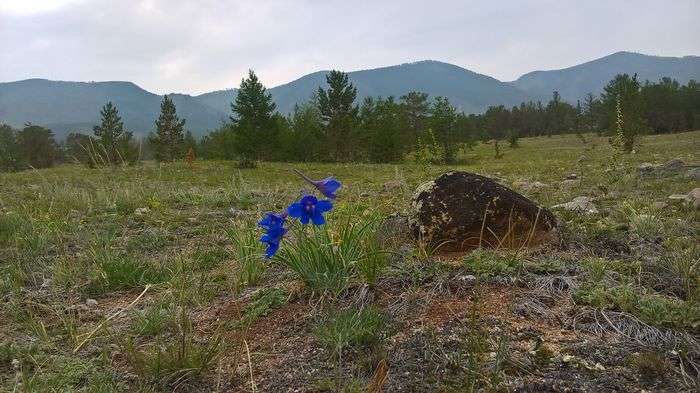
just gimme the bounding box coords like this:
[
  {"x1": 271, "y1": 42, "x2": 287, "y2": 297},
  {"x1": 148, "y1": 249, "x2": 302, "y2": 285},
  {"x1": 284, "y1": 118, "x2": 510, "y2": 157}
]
[{"x1": 1, "y1": 131, "x2": 699, "y2": 391}]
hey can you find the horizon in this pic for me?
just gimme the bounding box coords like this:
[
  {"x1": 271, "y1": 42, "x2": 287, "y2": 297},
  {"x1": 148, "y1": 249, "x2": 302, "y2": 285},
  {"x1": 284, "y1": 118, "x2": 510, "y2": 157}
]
[{"x1": 2, "y1": 0, "x2": 699, "y2": 95}]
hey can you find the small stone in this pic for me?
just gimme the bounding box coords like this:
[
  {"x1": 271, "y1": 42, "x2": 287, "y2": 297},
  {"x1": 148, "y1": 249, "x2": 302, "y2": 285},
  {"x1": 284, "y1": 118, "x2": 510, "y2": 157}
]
[
  {"x1": 186, "y1": 217, "x2": 197, "y2": 223},
  {"x1": 687, "y1": 188, "x2": 700, "y2": 209},
  {"x1": 661, "y1": 158, "x2": 684, "y2": 171},
  {"x1": 134, "y1": 207, "x2": 150, "y2": 216},
  {"x1": 513, "y1": 180, "x2": 547, "y2": 193},
  {"x1": 561, "y1": 179, "x2": 580, "y2": 189},
  {"x1": 668, "y1": 194, "x2": 688, "y2": 204},
  {"x1": 577, "y1": 155, "x2": 589, "y2": 163},
  {"x1": 456, "y1": 274, "x2": 477, "y2": 287},
  {"x1": 637, "y1": 162, "x2": 656, "y2": 174},
  {"x1": 360, "y1": 192, "x2": 371, "y2": 198},
  {"x1": 652, "y1": 201, "x2": 668, "y2": 210},
  {"x1": 562, "y1": 354, "x2": 575, "y2": 363},
  {"x1": 593, "y1": 362, "x2": 606, "y2": 371},
  {"x1": 552, "y1": 196, "x2": 598, "y2": 214},
  {"x1": 687, "y1": 168, "x2": 700, "y2": 181},
  {"x1": 564, "y1": 173, "x2": 578, "y2": 180},
  {"x1": 86, "y1": 299, "x2": 98, "y2": 307}
]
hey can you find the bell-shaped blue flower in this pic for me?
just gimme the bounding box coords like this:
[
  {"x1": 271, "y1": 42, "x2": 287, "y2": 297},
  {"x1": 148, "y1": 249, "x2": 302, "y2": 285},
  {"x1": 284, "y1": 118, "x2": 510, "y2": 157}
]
[
  {"x1": 258, "y1": 212, "x2": 287, "y2": 258},
  {"x1": 293, "y1": 169, "x2": 342, "y2": 199},
  {"x1": 287, "y1": 195, "x2": 333, "y2": 225}
]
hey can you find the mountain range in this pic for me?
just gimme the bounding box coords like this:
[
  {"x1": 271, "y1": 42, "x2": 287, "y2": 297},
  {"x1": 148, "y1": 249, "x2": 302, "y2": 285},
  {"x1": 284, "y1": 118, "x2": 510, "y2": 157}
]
[{"x1": 1, "y1": 51, "x2": 698, "y2": 139}]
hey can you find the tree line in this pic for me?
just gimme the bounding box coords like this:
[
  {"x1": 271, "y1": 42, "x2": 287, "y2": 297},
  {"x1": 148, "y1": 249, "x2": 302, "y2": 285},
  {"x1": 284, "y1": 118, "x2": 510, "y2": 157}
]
[
  {"x1": 1, "y1": 71, "x2": 698, "y2": 172},
  {"x1": 197, "y1": 71, "x2": 699, "y2": 162}
]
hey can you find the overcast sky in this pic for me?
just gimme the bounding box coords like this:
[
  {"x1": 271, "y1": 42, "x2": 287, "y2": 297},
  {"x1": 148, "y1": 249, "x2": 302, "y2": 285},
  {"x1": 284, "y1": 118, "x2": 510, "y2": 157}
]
[{"x1": 1, "y1": 0, "x2": 699, "y2": 95}]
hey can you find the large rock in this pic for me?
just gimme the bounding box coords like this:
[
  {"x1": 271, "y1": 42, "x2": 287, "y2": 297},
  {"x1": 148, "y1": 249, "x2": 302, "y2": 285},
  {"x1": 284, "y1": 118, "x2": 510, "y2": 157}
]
[{"x1": 409, "y1": 172, "x2": 558, "y2": 251}]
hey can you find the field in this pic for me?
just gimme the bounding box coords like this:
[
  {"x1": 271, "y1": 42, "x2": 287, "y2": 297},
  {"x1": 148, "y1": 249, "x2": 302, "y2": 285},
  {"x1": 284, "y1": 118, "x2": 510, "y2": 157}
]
[{"x1": 1, "y1": 131, "x2": 699, "y2": 392}]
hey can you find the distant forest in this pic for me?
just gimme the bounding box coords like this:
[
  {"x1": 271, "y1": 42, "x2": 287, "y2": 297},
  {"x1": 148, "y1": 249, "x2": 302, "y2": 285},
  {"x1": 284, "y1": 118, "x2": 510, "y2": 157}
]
[{"x1": 1, "y1": 71, "x2": 699, "y2": 171}]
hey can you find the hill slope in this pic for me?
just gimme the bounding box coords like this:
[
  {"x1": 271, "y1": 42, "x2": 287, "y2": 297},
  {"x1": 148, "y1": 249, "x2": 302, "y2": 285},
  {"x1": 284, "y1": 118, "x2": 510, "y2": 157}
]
[
  {"x1": 0, "y1": 79, "x2": 227, "y2": 139},
  {"x1": 510, "y1": 51, "x2": 700, "y2": 102},
  {"x1": 0, "y1": 62, "x2": 535, "y2": 138},
  {"x1": 265, "y1": 61, "x2": 538, "y2": 114},
  {"x1": 198, "y1": 61, "x2": 538, "y2": 115}
]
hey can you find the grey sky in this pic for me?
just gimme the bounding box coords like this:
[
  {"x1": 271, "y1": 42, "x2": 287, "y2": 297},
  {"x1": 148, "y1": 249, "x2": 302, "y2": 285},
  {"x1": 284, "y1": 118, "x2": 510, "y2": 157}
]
[{"x1": 1, "y1": 0, "x2": 699, "y2": 95}]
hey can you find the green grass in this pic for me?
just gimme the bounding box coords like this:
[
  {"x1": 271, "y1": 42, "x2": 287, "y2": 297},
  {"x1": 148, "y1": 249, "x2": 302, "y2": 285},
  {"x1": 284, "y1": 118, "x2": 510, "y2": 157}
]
[
  {"x1": 315, "y1": 307, "x2": 384, "y2": 357},
  {"x1": 0, "y1": 131, "x2": 698, "y2": 391}
]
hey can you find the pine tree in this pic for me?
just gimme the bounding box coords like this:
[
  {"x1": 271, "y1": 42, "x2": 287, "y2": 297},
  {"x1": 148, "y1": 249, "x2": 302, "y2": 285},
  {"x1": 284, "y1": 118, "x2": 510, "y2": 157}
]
[
  {"x1": 150, "y1": 95, "x2": 186, "y2": 161},
  {"x1": 317, "y1": 70, "x2": 358, "y2": 161},
  {"x1": 399, "y1": 91, "x2": 430, "y2": 147},
  {"x1": 93, "y1": 102, "x2": 134, "y2": 164},
  {"x1": 429, "y1": 97, "x2": 459, "y2": 164},
  {"x1": 231, "y1": 70, "x2": 277, "y2": 161}
]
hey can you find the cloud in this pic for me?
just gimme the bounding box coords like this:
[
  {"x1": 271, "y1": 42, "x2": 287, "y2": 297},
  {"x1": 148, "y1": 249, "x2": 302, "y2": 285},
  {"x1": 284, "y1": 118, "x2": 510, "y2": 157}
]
[{"x1": 1, "y1": 0, "x2": 699, "y2": 94}]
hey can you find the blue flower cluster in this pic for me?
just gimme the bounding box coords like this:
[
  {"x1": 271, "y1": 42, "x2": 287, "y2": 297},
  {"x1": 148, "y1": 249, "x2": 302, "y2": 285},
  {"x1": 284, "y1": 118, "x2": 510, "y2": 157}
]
[{"x1": 258, "y1": 171, "x2": 341, "y2": 258}]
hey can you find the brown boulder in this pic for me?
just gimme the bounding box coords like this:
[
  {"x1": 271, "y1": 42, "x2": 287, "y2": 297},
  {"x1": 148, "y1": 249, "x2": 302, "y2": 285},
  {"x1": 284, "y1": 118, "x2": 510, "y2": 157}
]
[{"x1": 409, "y1": 172, "x2": 558, "y2": 251}]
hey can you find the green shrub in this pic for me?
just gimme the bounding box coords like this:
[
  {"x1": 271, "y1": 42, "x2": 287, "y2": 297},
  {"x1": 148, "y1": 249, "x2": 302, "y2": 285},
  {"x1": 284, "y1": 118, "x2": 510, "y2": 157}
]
[
  {"x1": 463, "y1": 249, "x2": 523, "y2": 278},
  {"x1": 574, "y1": 283, "x2": 699, "y2": 330}
]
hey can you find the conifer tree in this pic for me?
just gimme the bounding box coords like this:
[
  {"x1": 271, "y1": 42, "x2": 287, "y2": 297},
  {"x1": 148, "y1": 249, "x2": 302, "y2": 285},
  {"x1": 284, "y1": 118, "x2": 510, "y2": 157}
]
[
  {"x1": 93, "y1": 102, "x2": 134, "y2": 164},
  {"x1": 400, "y1": 91, "x2": 430, "y2": 146},
  {"x1": 317, "y1": 70, "x2": 358, "y2": 161},
  {"x1": 231, "y1": 70, "x2": 277, "y2": 161},
  {"x1": 150, "y1": 95, "x2": 186, "y2": 161},
  {"x1": 429, "y1": 97, "x2": 459, "y2": 164}
]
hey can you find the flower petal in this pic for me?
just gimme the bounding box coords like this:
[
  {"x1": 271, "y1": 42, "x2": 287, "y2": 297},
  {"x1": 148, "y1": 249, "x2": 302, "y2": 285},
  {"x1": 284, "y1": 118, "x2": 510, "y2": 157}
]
[
  {"x1": 265, "y1": 242, "x2": 280, "y2": 258},
  {"x1": 299, "y1": 194, "x2": 318, "y2": 205},
  {"x1": 287, "y1": 202, "x2": 303, "y2": 218},
  {"x1": 316, "y1": 199, "x2": 333, "y2": 212},
  {"x1": 311, "y1": 210, "x2": 325, "y2": 225}
]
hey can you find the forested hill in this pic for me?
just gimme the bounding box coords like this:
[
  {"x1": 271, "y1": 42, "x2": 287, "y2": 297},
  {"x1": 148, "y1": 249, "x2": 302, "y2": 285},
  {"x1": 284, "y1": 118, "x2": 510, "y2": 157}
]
[
  {"x1": 0, "y1": 79, "x2": 228, "y2": 139},
  {"x1": 511, "y1": 51, "x2": 700, "y2": 102},
  {"x1": 1, "y1": 52, "x2": 698, "y2": 139}
]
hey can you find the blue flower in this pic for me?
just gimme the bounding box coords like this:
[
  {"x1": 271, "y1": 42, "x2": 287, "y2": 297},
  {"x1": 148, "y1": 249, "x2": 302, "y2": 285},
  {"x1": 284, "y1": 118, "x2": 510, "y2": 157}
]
[
  {"x1": 287, "y1": 195, "x2": 333, "y2": 225},
  {"x1": 292, "y1": 169, "x2": 342, "y2": 199},
  {"x1": 258, "y1": 212, "x2": 287, "y2": 258},
  {"x1": 311, "y1": 177, "x2": 342, "y2": 199}
]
